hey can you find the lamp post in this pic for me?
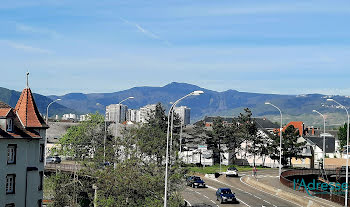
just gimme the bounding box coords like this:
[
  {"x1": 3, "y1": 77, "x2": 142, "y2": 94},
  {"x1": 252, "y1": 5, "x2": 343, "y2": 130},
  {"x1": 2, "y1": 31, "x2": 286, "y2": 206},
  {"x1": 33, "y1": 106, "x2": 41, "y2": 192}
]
[
  {"x1": 44, "y1": 98, "x2": 61, "y2": 166},
  {"x1": 96, "y1": 102, "x2": 107, "y2": 163},
  {"x1": 265, "y1": 102, "x2": 283, "y2": 178},
  {"x1": 327, "y1": 98, "x2": 349, "y2": 206},
  {"x1": 312, "y1": 110, "x2": 326, "y2": 169},
  {"x1": 164, "y1": 90, "x2": 204, "y2": 207},
  {"x1": 114, "y1": 97, "x2": 134, "y2": 168}
]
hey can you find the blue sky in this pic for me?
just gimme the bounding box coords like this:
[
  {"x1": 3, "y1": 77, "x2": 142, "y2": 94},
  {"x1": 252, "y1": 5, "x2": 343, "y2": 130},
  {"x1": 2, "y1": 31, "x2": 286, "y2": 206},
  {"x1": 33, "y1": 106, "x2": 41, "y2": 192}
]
[{"x1": 1, "y1": 0, "x2": 350, "y2": 96}]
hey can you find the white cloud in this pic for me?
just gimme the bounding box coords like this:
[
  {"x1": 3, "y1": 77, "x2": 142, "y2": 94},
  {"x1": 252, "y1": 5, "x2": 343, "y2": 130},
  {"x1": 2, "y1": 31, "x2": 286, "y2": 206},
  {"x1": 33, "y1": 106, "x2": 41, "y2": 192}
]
[
  {"x1": 15, "y1": 23, "x2": 61, "y2": 39},
  {"x1": 0, "y1": 40, "x2": 53, "y2": 54}
]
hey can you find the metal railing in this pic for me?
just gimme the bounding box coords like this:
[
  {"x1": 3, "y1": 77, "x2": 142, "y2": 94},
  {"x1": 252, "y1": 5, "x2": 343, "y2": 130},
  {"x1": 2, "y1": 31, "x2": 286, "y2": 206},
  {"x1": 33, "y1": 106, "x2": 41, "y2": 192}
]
[{"x1": 45, "y1": 163, "x2": 82, "y2": 172}]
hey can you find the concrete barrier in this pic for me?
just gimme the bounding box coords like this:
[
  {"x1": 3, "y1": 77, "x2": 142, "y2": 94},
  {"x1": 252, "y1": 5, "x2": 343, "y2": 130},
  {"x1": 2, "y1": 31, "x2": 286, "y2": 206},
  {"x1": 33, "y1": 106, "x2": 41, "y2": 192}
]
[
  {"x1": 205, "y1": 174, "x2": 215, "y2": 179},
  {"x1": 243, "y1": 176, "x2": 321, "y2": 207}
]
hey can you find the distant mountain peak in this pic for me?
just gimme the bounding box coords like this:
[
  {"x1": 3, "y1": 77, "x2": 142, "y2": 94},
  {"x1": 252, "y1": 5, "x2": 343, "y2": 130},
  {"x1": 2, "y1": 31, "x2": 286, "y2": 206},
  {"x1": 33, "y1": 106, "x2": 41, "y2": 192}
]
[{"x1": 163, "y1": 82, "x2": 201, "y2": 88}]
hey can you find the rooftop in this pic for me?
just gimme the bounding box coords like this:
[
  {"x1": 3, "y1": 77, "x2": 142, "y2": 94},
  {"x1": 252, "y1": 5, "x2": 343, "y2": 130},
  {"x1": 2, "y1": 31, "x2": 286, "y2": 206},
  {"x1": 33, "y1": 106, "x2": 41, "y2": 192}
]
[{"x1": 15, "y1": 88, "x2": 48, "y2": 129}]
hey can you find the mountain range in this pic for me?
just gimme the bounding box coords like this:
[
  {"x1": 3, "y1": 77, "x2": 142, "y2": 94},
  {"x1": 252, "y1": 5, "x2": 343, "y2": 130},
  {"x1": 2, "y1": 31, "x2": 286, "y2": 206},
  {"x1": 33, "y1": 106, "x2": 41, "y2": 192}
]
[
  {"x1": 1, "y1": 82, "x2": 349, "y2": 126},
  {"x1": 0, "y1": 87, "x2": 75, "y2": 117}
]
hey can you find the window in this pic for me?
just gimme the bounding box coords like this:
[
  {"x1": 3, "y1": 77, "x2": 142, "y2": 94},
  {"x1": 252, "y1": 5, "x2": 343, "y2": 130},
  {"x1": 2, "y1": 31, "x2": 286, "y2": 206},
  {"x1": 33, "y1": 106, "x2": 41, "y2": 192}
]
[
  {"x1": 38, "y1": 199, "x2": 42, "y2": 207},
  {"x1": 38, "y1": 171, "x2": 43, "y2": 191},
  {"x1": 7, "y1": 118, "x2": 13, "y2": 132},
  {"x1": 39, "y1": 144, "x2": 44, "y2": 162},
  {"x1": 5, "y1": 204, "x2": 15, "y2": 207},
  {"x1": 7, "y1": 145, "x2": 16, "y2": 164},
  {"x1": 6, "y1": 174, "x2": 15, "y2": 194}
]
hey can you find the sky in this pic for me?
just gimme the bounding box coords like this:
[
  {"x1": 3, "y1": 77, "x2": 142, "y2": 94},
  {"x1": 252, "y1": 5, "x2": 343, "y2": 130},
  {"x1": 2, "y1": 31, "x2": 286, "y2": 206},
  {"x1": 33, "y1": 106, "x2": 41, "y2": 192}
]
[{"x1": 1, "y1": 0, "x2": 350, "y2": 96}]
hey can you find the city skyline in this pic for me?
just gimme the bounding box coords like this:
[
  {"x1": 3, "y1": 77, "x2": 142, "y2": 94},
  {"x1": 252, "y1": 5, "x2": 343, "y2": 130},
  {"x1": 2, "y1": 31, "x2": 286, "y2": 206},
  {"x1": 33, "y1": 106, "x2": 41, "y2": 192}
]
[{"x1": 1, "y1": 0, "x2": 350, "y2": 96}]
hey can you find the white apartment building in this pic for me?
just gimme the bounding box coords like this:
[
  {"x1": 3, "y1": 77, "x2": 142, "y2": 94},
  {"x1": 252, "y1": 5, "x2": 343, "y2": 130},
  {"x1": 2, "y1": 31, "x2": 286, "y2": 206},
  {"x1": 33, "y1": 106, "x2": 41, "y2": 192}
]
[
  {"x1": 105, "y1": 104, "x2": 128, "y2": 123},
  {"x1": 62, "y1": 113, "x2": 77, "y2": 120},
  {"x1": 127, "y1": 109, "x2": 139, "y2": 122},
  {"x1": 139, "y1": 104, "x2": 156, "y2": 123},
  {"x1": 79, "y1": 114, "x2": 90, "y2": 121},
  {"x1": 174, "y1": 106, "x2": 191, "y2": 125},
  {"x1": 0, "y1": 83, "x2": 48, "y2": 206}
]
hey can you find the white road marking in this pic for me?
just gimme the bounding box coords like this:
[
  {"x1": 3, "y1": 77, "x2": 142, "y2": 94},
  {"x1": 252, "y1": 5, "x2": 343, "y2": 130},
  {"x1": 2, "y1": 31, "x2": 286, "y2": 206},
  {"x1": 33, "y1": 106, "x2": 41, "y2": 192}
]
[
  {"x1": 239, "y1": 175, "x2": 302, "y2": 207},
  {"x1": 184, "y1": 199, "x2": 192, "y2": 206},
  {"x1": 254, "y1": 195, "x2": 262, "y2": 199},
  {"x1": 188, "y1": 186, "x2": 219, "y2": 207},
  {"x1": 263, "y1": 200, "x2": 270, "y2": 204},
  {"x1": 206, "y1": 185, "x2": 250, "y2": 207}
]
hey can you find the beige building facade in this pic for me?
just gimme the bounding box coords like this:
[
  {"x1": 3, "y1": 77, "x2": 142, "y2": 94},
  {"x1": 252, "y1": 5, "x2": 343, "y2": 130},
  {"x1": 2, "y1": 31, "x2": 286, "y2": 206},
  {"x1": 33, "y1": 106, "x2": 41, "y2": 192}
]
[{"x1": 0, "y1": 82, "x2": 48, "y2": 207}]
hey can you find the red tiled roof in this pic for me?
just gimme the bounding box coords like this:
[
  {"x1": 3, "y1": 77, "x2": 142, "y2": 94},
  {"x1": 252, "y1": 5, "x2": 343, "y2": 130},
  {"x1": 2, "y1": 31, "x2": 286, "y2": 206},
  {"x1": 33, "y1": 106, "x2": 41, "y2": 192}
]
[
  {"x1": 273, "y1": 121, "x2": 304, "y2": 136},
  {"x1": 0, "y1": 108, "x2": 11, "y2": 117},
  {"x1": 0, "y1": 102, "x2": 41, "y2": 139},
  {"x1": 15, "y1": 88, "x2": 48, "y2": 128},
  {"x1": 283, "y1": 121, "x2": 304, "y2": 136}
]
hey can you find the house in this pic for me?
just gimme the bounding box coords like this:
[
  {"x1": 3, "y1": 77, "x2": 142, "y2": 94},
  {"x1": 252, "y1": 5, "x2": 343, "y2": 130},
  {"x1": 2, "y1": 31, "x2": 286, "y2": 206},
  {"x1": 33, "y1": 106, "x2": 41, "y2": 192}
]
[
  {"x1": 292, "y1": 135, "x2": 339, "y2": 168},
  {"x1": 0, "y1": 76, "x2": 48, "y2": 207},
  {"x1": 184, "y1": 117, "x2": 280, "y2": 167}
]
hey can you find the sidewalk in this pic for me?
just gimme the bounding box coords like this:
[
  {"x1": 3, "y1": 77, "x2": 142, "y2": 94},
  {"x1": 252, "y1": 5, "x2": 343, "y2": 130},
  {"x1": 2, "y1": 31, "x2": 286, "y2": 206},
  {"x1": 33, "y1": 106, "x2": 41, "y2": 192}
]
[{"x1": 252, "y1": 174, "x2": 342, "y2": 207}]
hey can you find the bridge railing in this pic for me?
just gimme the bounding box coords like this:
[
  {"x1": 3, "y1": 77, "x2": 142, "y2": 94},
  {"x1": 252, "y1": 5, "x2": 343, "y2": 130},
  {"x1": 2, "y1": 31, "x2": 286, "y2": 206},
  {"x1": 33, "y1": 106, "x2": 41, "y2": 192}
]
[{"x1": 45, "y1": 163, "x2": 82, "y2": 172}]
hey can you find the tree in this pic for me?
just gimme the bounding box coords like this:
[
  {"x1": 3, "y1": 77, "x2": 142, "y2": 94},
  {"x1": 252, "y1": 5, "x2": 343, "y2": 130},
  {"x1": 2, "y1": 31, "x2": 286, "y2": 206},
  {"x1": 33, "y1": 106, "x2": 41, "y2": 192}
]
[
  {"x1": 269, "y1": 125, "x2": 305, "y2": 165},
  {"x1": 205, "y1": 117, "x2": 226, "y2": 164},
  {"x1": 56, "y1": 113, "x2": 107, "y2": 162},
  {"x1": 283, "y1": 125, "x2": 305, "y2": 165},
  {"x1": 338, "y1": 123, "x2": 348, "y2": 149},
  {"x1": 50, "y1": 105, "x2": 185, "y2": 207}
]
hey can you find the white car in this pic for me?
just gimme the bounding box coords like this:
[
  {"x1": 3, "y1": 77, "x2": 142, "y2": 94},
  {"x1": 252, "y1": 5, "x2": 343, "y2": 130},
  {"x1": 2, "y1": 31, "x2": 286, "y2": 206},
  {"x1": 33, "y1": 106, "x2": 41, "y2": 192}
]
[{"x1": 225, "y1": 167, "x2": 239, "y2": 177}]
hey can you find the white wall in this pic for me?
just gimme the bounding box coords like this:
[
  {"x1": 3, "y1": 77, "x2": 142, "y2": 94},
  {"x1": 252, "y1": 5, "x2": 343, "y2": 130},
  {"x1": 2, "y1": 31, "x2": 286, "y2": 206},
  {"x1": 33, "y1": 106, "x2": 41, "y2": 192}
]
[{"x1": 0, "y1": 138, "x2": 44, "y2": 206}]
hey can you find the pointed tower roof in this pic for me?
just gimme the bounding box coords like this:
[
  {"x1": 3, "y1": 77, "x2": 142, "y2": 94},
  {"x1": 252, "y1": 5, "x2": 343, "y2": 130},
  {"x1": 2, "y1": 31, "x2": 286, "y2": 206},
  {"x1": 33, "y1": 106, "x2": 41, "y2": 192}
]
[
  {"x1": 15, "y1": 73, "x2": 48, "y2": 128},
  {"x1": 15, "y1": 88, "x2": 48, "y2": 128}
]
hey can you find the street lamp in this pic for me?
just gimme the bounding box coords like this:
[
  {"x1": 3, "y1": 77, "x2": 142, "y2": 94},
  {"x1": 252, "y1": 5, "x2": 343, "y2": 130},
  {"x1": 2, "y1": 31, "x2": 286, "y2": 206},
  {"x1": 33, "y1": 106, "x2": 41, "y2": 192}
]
[
  {"x1": 164, "y1": 90, "x2": 203, "y2": 207},
  {"x1": 115, "y1": 96, "x2": 134, "y2": 133},
  {"x1": 119, "y1": 96, "x2": 134, "y2": 105},
  {"x1": 327, "y1": 98, "x2": 349, "y2": 206},
  {"x1": 114, "y1": 96, "x2": 135, "y2": 168},
  {"x1": 265, "y1": 102, "x2": 283, "y2": 178},
  {"x1": 312, "y1": 110, "x2": 326, "y2": 169},
  {"x1": 44, "y1": 98, "x2": 61, "y2": 166}
]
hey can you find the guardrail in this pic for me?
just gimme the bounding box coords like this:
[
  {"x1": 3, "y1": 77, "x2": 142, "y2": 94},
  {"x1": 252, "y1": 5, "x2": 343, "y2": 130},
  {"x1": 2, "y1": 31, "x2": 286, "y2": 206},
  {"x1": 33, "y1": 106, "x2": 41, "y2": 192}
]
[{"x1": 45, "y1": 163, "x2": 82, "y2": 172}]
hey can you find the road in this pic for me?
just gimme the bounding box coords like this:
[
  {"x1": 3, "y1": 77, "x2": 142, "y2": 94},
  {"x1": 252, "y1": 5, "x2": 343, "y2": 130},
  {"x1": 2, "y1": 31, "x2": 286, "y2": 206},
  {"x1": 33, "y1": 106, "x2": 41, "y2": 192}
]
[{"x1": 182, "y1": 169, "x2": 301, "y2": 207}]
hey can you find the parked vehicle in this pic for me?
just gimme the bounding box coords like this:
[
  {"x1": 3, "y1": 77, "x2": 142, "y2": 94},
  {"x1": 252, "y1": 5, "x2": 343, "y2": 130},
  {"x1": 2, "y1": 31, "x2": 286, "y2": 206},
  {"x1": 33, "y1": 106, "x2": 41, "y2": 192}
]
[
  {"x1": 216, "y1": 188, "x2": 237, "y2": 204},
  {"x1": 46, "y1": 156, "x2": 61, "y2": 164},
  {"x1": 186, "y1": 176, "x2": 206, "y2": 188},
  {"x1": 225, "y1": 167, "x2": 239, "y2": 177}
]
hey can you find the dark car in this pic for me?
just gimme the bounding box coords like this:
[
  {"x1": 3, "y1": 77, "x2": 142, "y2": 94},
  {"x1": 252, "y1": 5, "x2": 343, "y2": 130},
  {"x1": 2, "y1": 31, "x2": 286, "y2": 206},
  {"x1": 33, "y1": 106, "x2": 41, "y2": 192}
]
[
  {"x1": 46, "y1": 156, "x2": 61, "y2": 164},
  {"x1": 186, "y1": 176, "x2": 206, "y2": 188},
  {"x1": 216, "y1": 188, "x2": 237, "y2": 204}
]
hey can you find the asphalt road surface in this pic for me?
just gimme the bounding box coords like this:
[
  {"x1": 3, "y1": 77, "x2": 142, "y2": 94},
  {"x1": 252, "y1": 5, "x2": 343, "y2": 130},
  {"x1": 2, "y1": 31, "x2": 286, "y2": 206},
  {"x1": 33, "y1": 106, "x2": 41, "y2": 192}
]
[{"x1": 182, "y1": 169, "x2": 302, "y2": 207}]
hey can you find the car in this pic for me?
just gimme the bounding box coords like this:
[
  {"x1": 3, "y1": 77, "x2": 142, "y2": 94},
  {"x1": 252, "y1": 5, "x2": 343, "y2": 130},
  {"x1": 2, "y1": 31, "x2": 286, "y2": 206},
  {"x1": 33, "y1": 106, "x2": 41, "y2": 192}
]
[
  {"x1": 46, "y1": 156, "x2": 61, "y2": 164},
  {"x1": 225, "y1": 167, "x2": 239, "y2": 177},
  {"x1": 186, "y1": 176, "x2": 206, "y2": 188},
  {"x1": 216, "y1": 188, "x2": 237, "y2": 204}
]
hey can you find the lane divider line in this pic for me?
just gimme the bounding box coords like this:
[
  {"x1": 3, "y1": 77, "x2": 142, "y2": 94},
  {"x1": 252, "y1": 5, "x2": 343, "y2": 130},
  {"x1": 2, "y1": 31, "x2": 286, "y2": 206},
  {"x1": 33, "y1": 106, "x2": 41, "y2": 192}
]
[
  {"x1": 206, "y1": 185, "x2": 250, "y2": 207},
  {"x1": 208, "y1": 178, "x2": 269, "y2": 206},
  {"x1": 189, "y1": 186, "x2": 219, "y2": 207},
  {"x1": 239, "y1": 175, "x2": 302, "y2": 207}
]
